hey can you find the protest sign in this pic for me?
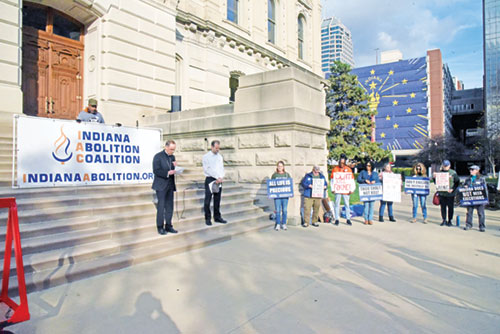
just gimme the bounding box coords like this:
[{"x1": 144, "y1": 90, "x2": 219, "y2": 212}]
[
  {"x1": 267, "y1": 178, "x2": 294, "y2": 199},
  {"x1": 458, "y1": 185, "x2": 489, "y2": 206},
  {"x1": 359, "y1": 184, "x2": 383, "y2": 201},
  {"x1": 404, "y1": 177, "x2": 430, "y2": 195},
  {"x1": 435, "y1": 172, "x2": 450, "y2": 191},
  {"x1": 311, "y1": 178, "x2": 325, "y2": 198},
  {"x1": 382, "y1": 173, "x2": 402, "y2": 202},
  {"x1": 331, "y1": 172, "x2": 355, "y2": 194}
]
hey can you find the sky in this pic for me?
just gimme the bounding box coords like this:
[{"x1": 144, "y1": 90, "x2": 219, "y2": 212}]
[{"x1": 321, "y1": 0, "x2": 484, "y2": 88}]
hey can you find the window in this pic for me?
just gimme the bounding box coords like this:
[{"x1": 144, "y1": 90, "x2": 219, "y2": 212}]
[
  {"x1": 268, "y1": 0, "x2": 276, "y2": 44},
  {"x1": 298, "y1": 15, "x2": 305, "y2": 60},
  {"x1": 227, "y1": 0, "x2": 238, "y2": 24}
]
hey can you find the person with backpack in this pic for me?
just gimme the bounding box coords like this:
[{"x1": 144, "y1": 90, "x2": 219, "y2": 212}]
[{"x1": 433, "y1": 160, "x2": 460, "y2": 226}]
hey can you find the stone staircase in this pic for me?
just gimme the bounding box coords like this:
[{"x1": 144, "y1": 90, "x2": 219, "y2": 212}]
[{"x1": 0, "y1": 134, "x2": 271, "y2": 295}]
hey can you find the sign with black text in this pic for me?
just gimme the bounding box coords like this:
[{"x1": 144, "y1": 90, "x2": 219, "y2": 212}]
[
  {"x1": 435, "y1": 172, "x2": 450, "y2": 191},
  {"x1": 404, "y1": 177, "x2": 430, "y2": 195},
  {"x1": 359, "y1": 184, "x2": 383, "y2": 201}
]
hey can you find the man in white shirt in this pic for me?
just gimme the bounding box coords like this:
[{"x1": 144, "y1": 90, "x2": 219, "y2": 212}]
[{"x1": 202, "y1": 140, "x2": 227, "y2": 225}]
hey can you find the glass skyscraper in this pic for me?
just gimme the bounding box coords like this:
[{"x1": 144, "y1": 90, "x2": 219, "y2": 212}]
[
  {"x1": 484, "y1": 0, "x2": 500, "y2": 134},
  {"x1": 321, "y1": 17, "x2": 354, "y2": 74}
]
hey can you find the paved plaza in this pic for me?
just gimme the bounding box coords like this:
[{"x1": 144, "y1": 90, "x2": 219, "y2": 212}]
[{"x1": 8, "y1": 195, "x2": 500, "y2": 334}]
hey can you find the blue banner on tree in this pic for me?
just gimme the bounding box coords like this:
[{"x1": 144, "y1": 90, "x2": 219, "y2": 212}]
[
  {"x1": 267, "y1": 178, "x2": 294, "y2": 199},
  {"x1": 404, "y1": 177, "x2": 430, "y2": 195},
  {"x1": 458, "y1": 185, "x2": 489, "y2": 206},
  {"x1": 359, "y1": 184, "x2": 383, "y2": 201}
]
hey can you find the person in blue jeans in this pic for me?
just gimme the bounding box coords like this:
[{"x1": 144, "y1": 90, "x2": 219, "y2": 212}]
[
  {"x1": 411, "y1": 162, "x2": 428, "y2": 223},
  {"x1": 271, "y1": 161, "x2": 291, "y2": 231},
  {"x1": 379, "y1": 163, "x2": 396, "y2": 222},
  {"x1": 357, "y1": 161, "x2": 380, "y2": 225}
]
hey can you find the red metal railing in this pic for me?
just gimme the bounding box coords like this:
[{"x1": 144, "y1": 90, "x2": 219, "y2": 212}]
[{"x1": 0, "y1": 198, "x2": 29, "y2": 326}]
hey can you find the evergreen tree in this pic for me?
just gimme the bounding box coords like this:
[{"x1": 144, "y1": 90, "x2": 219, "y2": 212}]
[{"x1": 326, "y1": 61, "x2": 391, "y2": 163}]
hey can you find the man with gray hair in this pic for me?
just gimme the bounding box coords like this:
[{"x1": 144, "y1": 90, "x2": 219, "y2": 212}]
[
  {"x1": 301, "y1": 166, "x2": 328, "y2": 227},
  {"x1": 202, "y1": 140, "x2": 227, "y2": 225}
]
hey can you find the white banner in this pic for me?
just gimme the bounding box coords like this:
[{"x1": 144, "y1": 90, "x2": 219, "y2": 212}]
[
  {"x1": 382, "y1": 173, "x2": 402, "y2": 202},
  {"x1": 435, "y1": 172, "x2": 450, "y2": 191},
  {"x1": 15, "y1": 116, "x2": 162, "y2": 188}
]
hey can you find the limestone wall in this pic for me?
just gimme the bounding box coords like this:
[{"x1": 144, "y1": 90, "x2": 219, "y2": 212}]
[
  {"x1": 142, "y1": 67, "x2": 330, "y2": 224},
  {"x1": 0, "y1": 0, "x2": 22, "y2": 126}
]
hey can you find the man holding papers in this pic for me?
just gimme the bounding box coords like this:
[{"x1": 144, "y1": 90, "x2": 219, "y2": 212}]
[{"x1": 152, "y1": 140, "x2": 178, "y2": 235}]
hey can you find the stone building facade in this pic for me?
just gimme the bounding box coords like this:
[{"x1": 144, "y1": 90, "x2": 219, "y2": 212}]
[{"x1": 0, "y1": 0, "x2": 322, "y2": 127}]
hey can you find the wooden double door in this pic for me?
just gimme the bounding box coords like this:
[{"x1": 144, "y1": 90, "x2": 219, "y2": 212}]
[{"x1": 22, "y1": 6, "x2": 84, "y2": 120}]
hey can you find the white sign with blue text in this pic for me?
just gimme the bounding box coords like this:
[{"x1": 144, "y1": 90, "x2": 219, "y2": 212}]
[
  {"x1": 267, "y1": 178, "x2": 294, "y2": 199},
  {"x1": 15, "y1": 116, "x2": 161, "y2": 188}
]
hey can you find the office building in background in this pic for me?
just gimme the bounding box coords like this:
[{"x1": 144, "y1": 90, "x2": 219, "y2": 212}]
[
  {"x1": 484, "y1": 0, "x2": 500, "y2": 135},
  {"x1": 321, "y1": 16, "x2": 354, "y2": 73}
]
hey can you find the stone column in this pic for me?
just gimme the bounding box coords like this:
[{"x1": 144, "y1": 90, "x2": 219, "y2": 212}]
[{"x1": 141, "y1": 67, "x2": 330, "y2": 225}]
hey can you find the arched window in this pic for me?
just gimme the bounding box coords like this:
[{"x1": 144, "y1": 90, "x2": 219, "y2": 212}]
[
  {"x1": 268, "y1": 0, "x2": 276, "y2": 44},
  {"x1": 227, "y1": 0, "x2": 238, "y2": 24},
  {"x1": 298, "y1": 15, "x2": 305, "y2": 60}
]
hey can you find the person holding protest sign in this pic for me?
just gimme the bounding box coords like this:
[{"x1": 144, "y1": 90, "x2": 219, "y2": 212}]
[
  {"x1": 357, "y1": 161, "x2": 380, "y2": 225},
  {"x1": 433, "y1": 160, "x2": 460, "y2": 226},
  {"x1": 379, "y1": 163, "x2": 396, "y2": 222},
  {"x1": 271, "y1": 161, "x2": 292, "y2": 231},
  {"x1": 463, "y1": 165, "x2": 487, "y2": 232},
  {"x1": 410, "y1": 162, "x2": 428, "y2": 223},
  {"x1": 301, "y1": 166, "x2": 328, "y2": 228},
  {"x1": 331, "y1": 154, "x2": 354, "y2": 226}
]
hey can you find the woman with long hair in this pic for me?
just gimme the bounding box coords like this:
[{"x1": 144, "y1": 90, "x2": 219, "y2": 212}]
[
  {"x1": 271, "y1": 161, "x2": 291, "y2": 231},
  {"x1": 411, "y1": 162, "x2": 428, "y2": 223},
  {"x1": 357, "y1": 160, "x2": 380, "y2": 225}
]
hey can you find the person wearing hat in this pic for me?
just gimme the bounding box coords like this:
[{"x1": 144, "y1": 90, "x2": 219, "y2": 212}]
[
  {"x1": 433, "y1": 160, "x2": 460, "y2": 226},
  {"x1": 463, "y1": 165, "x2": 487, "y2": 232},
  {"x1": 77, "y1": 98, "x2": 105, "y2": 123},
  {"x1": 301, "y1": 166, "x2": 328, "y2": 227}
]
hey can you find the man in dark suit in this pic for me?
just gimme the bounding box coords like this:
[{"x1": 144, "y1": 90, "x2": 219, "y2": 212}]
[{"x1": 152, "y1": 140, "x2": 178, "y2": 235}]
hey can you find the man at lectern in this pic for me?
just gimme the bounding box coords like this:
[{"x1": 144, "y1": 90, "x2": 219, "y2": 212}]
[{"x1": 152, "y1": 140, "x2": 179, "y2": 235}]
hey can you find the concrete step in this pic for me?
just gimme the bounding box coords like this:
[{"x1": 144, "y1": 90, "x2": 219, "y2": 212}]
[
  {"x1": 6, "y1": 211, "x2": 270, "y2": 295},
  {"x1": 0, "y1": 192, "x2": 255, "y2": 226},
  {"x1": 1, "y1": 205, "x2": 268, "y2": 277},
  {"x1": 0, "y1": 196, "x2": 261, "y2": 257},
  {"x1": 0, "y1": 183, "x2": 241, "y2": 213}
]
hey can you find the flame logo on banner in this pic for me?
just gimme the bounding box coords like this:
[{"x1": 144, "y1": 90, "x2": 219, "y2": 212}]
[{"x1": 52, "y1": 126, "x2": 73, "y2": 164}]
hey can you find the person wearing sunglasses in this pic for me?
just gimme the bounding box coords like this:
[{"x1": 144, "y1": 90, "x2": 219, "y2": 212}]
[{"x1": 411, "y1": 162, "x2": 428, "y2": 223}]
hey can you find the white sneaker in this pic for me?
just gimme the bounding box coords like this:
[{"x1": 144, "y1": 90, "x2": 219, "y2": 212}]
[
  {"x1": 275, "y1": 225, "x2": 280, "y2": 231},
  {"x1": 281, "y1": 224, "x2": 287, "y2": 230}
]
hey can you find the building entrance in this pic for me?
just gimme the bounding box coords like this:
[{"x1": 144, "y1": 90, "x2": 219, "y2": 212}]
[{"x1": 21, "y1": 3, "x2": 84, "y2": 120}]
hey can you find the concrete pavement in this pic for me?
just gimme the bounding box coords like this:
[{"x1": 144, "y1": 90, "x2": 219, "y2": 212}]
[{"x1": 7, "y1": 194, "x2": 500, "y2": 334}]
